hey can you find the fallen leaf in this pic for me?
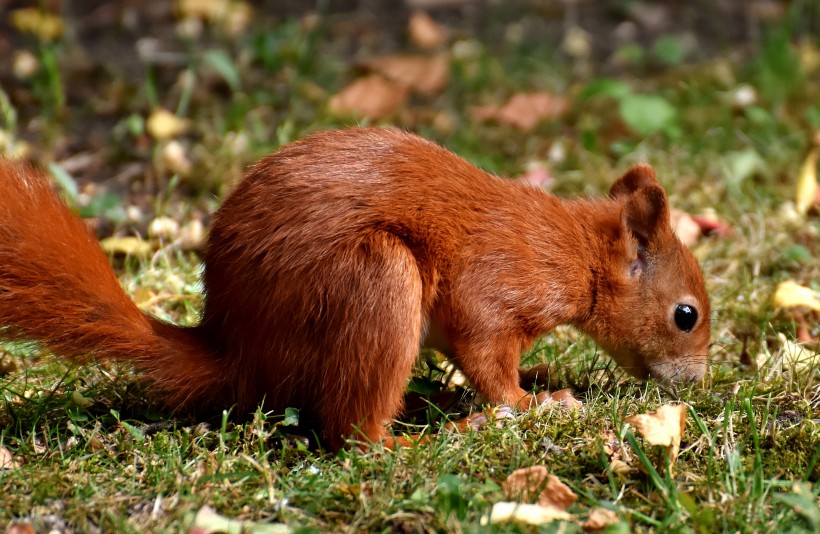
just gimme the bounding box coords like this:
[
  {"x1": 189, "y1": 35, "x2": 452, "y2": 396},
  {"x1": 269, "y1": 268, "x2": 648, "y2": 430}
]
[
  {"x1": 483, "y1": 502, "x2": 571, "y2": 525},
  {"x1": 100, "y1": 236, "x2": 153, "y2": 257},
  {"x1": 178, "y1": 0, "x2": 229, "y2": 20},
  {"x1": 11, "y1": 8, "x2": 64, "y2": 42},
  {"x1": 71, "y1": 390, "x2": 94, "y2": 409},
  {"x1": 625, "y1": 403, "x2": 687, "y2": 465},
  {"x1": 0, "y1": 353, "x2": 18, "y2": 375},
  {"x1": 583, "y1": 507, "x2": 620, "y2": 531},
  {"x1": 179, "y1": 217, "x2": 206, "y2": 250},
  {"x1": 772, "y1": 280, "x2": 820, "y2": 312},
  {"x1": 502, "y1": 466, "x2": 577, "y2": 509},
  {"x1": 190, "y1": 505, "x2": 291, "y2": 533},
  {"x1": 147, "y1": 109, "x2": 191, "y2": 140},
  {"x1": 795, "y1": 148, "x2": 819, "y2": 215},
  {"x1": 161, "y1": 140, "x2": 193, "y2": 176},
  {"x1": 471, "y1": 92, "x2": 569, "y2": 131},
  {"x1": 502, "y1": 466, "x2": 548, "y2": 503},
  {"x1": 0, "y1": 445, "x2": 19, "y2": 469},
  {"x1": 149, "y1": 216, "x2": 182, "y2": 241},
  {"x1": 609, "y1": 459, "x2": 632, "y2": 476},
  {"x1": 327, "y1": 76, "x2": 409, "y2": 121},
  {"x1": 363, "y1": 55, "x2": 449, "y2": 95},
  {"x1": 408, "y1": 11, "x2": 446, "y2": 49},
  {"x1": 776, "y1": 333, "x2": 818, "y2": 373}
]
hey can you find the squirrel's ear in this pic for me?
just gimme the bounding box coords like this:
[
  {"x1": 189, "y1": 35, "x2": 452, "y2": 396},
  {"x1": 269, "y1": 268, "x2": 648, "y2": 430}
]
[
  {"x1": 609, "y1": 163, "x2": 658, "y2": 199},
  {"x1": 621, "y1": 184, "x2": 670, "y2": 246}
]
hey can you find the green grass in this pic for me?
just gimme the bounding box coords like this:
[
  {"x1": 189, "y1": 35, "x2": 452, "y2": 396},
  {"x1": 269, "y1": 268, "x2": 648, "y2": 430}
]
[{"x1": 1, "y1": 3, "x2": 819, "y2": 532}]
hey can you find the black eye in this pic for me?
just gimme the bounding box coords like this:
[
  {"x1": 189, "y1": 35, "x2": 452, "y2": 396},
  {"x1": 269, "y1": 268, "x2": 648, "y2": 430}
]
[{"x1": 674, "y1": 304, "x2": 698, "y2": 332}]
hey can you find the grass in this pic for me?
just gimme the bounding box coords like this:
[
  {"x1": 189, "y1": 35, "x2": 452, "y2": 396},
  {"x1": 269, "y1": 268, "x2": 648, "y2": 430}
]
[{"x1": 1, "y1": 2, "x2": 819, "y2": 532}]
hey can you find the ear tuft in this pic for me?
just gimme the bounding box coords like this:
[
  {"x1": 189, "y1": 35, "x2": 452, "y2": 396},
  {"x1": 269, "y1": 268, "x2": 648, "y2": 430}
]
[
  {"x1": 609, "y1": 163, "x2": 658, "y2": 199},
  {"x1": 622, "y1": 184, "x2": 670, "y2": 244}
]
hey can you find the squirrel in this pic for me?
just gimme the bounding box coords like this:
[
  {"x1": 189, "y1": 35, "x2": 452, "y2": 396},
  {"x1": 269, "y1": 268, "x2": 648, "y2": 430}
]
[{"x1": 0, "y1": 127, "x2": 710, "y2": 451}]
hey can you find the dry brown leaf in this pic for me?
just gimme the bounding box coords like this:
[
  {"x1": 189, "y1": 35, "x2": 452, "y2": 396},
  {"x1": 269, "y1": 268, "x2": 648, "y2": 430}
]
[
  {"x1": 796, "y1": 148, "x2": 819, "y2": 215},
  {"x1": 363, "y1": 55, "x2": 449, "y2": 95},
  {"x1": 471, "y1": 92, "x2": 569, "y2": 131},
  {"x1": 328, "y1": 76, "x2": 409, "y2": 121},
  {"x1": 625, "y1": 403, "x2": 687, "y2": 465},
  {"x1": 609, "y1": 459, "x2": 632, "y2": 477},
  {"x1": 503, "y1": 466, "x2": 549, "y2": 503},
  {"x1": 601, "y1": 429, "x2": 633, "y2": 472},
  {"x1": 502, "y1": 466, "x2": 577, "y2": 510},
  {"x1": 7, "y1": 524, "x2": 36, "y2": 534},
  {"x1": 147, "y1": 109, "x2": 191, "y2": 140},
  {"x1": 583, "y1": 508, "x2": 620, "y2": 531},
  {"x1": 0, "y1": 445, "x2": 19, "y2": 469},
  {"x1": 773, "y1": 280, "x2": 820, "y2": 313},
  {"x1": 539, "y1": 473, "x2": 577, "y2": 510},
  {"x1": 409, "y1": 11, "x2": 446, "y2": 49},
  {"x1": 483, "y1": 502, "x2": 571, "y2": 525}
]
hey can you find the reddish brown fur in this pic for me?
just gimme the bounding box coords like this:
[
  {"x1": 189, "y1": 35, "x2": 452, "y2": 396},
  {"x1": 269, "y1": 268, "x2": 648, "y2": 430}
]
[{"x1": 0, "y1": 128, "x2": 710, "y2": 450}]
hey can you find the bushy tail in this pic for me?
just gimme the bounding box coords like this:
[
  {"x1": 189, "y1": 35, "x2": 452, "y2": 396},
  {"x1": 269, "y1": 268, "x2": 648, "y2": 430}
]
[{"x1": 0, "y1": 160, "x2": 227, "y2": 410}]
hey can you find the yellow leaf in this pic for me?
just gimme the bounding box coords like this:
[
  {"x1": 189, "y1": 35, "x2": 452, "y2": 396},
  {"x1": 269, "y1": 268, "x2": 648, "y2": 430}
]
[
  {"x1": 776, "y1": 333, "x2": 818, "y2": 373},
  {"x1": 71, "y1": 390, "x2": 94, "y2": 409},
  {"x1": 100, "y1": 236, "x2": 153, "y2": 257},
  {"x1": 625, "y1": 403, "x2": 687, "y2": 465},
  {"x1": 795, "y1": 148, "x2": 819, "y2": 215},
  {"x1": 177, "y1": 0, "x2": 230, "y2": 20},
  {"x1": 11, "y1": 8, "x2": 64, "y2": 42},
  {"x1": 772, "y1": 280, "x2": 820, "y2": 312},
  {"x1": 146, "y1": 109, "x2": 190, "y2": 140},
  {"x1": 483, "y1": 502, "x2": 571, "y2": 525}
]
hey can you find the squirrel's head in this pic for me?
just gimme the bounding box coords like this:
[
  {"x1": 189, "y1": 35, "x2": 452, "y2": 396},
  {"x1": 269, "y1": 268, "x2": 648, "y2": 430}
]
[{"x1": 584, "y1": 164, "x2": 711, "y2": 384}]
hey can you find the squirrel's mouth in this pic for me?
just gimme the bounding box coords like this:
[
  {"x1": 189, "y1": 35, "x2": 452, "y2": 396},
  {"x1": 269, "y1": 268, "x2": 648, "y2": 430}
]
[
  {"x1": 605, "y1": 346, "x2": 707, "y2": 384},
  {"x1": 647, "y1": 359, "x2": 707, "y2": 384}
]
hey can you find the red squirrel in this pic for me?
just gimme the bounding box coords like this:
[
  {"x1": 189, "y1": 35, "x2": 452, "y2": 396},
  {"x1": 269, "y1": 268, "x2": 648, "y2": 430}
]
[{"x1": 0, "y1": 127, "x2": 710, "y2": 450}]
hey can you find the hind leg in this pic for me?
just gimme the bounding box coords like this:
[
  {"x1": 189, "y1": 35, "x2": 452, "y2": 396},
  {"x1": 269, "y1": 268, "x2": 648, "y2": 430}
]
[{"x1": 317, "y1": 233, "x2": 424, "y2": 451}]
